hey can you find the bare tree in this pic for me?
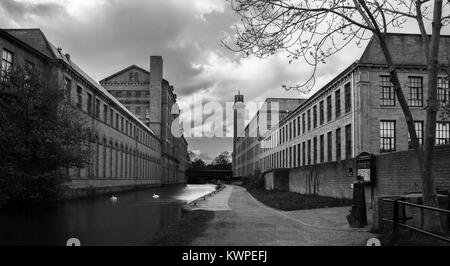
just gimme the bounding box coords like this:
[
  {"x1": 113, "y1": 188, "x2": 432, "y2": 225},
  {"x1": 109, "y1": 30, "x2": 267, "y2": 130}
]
[{"x1": 223, "y1": 0, "x2": 449, "y2": 231}]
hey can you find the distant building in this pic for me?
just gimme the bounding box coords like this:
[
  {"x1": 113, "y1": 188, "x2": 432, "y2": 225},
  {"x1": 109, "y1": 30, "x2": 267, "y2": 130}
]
[
  {"x1": 0, "y1": 28, "x2": 188, "y2": 195},
  {"x1": 100, "y1": 58, "x2": 188, "y2": 184},
  {"x1": 233, "y1": 95, "x2": 306, "y2": 177},
  {"x1": 234, "y1": 33, "x2": 450, "y2": 177}
]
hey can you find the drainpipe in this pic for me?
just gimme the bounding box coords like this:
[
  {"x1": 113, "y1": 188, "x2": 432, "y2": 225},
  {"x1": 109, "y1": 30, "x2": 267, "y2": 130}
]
[{"x1": 351, "y1": 71, "x2": 356, "y2": 158}]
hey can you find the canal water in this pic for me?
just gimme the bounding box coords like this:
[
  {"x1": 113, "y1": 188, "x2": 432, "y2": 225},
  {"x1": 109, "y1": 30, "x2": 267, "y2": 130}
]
[{"x1": 0, "y1": 184, "x2": 216, "y2": 246}]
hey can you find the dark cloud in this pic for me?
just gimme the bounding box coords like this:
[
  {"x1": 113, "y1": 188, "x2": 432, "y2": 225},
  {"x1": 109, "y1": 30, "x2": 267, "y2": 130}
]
[
  {"x1": 0, "y1": 0, "x2": 366, "y2": 159},
  {"x1": 0, "y1": 0, "x2": 66, "y2": 20},
  {"x1": 179, "y1": 80, "x2": 216, "y2": 96},
  {"x1": 0, "y1": 0, "x2": 239, "y2": 158},
  {"x1": 6, "y1": 0, "x2": 442, "y2": 159}
]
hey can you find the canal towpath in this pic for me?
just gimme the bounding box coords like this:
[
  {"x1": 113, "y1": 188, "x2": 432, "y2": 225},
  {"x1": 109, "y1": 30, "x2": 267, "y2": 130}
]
[{"x1": 178, "y1": 185, "x2": 376, "y2": 245}]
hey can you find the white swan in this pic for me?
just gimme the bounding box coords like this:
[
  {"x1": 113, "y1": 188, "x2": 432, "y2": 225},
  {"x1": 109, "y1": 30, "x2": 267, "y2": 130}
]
[{"x1": 152, "y1": 194, "x2": 160, "y2": 199}]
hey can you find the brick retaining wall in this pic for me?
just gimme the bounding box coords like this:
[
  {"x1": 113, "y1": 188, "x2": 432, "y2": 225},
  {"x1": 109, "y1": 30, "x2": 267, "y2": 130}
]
[
  {"x1": 289, "y1": 159, "x2": 356, "y2": 199},
  {"x1": 273, "y1": 144, "x2": 450, "y2": 229}
]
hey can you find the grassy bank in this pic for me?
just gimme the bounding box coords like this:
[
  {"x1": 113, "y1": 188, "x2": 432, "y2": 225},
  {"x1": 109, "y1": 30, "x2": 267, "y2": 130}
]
[
  {"x1": 147, "y1": 210, "x2": 214, "y2": 246},
  {"x1": 247, "y1": 188, "x2": 352, "y2": 211}
]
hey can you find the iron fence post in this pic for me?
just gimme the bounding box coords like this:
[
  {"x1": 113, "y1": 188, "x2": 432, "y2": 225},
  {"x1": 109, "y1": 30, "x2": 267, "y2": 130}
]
[{"x1": 393, "y1": 199, "x2": 399, "y2": 243}]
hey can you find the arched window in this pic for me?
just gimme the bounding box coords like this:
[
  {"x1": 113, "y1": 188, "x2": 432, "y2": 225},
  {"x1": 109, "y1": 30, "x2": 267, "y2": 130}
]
[
  {"x1": 115, "y1": 142, "x2": 118, "y2": 179},
  {"x1": 124, "y1": 146, "x2": 128, "y2": 179},
  {"x1": 109, "y1": 140, "x2": 113, "y2": 179},
  {"x1": 95, "y1": 136, "x2": 100, "y2": 179},
  {"x1": 102, "y1": 138, "x2": 107, "y2": 179},
  {"x1": 142, "y1": 152, "x2": 144, "y2": 180},
  {"x1": 129, "y1": 148, "x2": 132, "y2": 179},
  {"x1": 145, "y1": 154, "x2": 149, "y2": 180},
  {"x1": 137, "y1": 151, "x2": 140, "y2": 180},
  {"x1": 120, "y1": 144, "x2": 124, "y2": 179}
]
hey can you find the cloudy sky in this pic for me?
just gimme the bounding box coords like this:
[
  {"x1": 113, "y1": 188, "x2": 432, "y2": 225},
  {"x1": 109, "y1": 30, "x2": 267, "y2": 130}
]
[{"x1": 1, "y1": 0, "x2": 449, "y2": 162}]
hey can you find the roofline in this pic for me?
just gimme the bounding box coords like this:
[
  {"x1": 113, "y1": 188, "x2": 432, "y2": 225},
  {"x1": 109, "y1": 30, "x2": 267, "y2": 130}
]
[
  {"x1": 382, "y1": 32, "x2": 450, "y2": 37},
  {"x1": 99, "y1": 65, "x2": 150, "y2": 83},
  {"x1": 0, "y1": 28, "x2": 171, "y2": 140},
  {"x1": 39, "y1": 29, "x2": 58, "y2": 59},
  {"x1": 0, "y1": 28, "x2": 50, "y2": 60},
  {"x1": 263, "y1": 58, "x2": 443, "y2": 137},
  {"x1": 236, "y1": 98, "x2": 307, "y2": 140},
  {"x1": 265, "y1": 97, "x2": 307, "y2": 100},
  {"x1": 282, "y1": 62, "x2": 359, "y2": 123},
  {"x1": 58, "y1": 59, "x2": 159, "y2": 139},
  {"x1": 2, "y1": 28, "x2": 42, "y2": 31},
  {"x1": 99, "y1": 64, "x2": 170, "y2": 85}
]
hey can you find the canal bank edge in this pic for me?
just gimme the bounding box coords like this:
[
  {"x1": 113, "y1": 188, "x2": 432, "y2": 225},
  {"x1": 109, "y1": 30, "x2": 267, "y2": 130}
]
[
  {"x1": 182, "y1": 184, "x2": 225, "y2": 211},
  {"x1": 59, "y1": 183, "x2": 165, "y2": 201}
]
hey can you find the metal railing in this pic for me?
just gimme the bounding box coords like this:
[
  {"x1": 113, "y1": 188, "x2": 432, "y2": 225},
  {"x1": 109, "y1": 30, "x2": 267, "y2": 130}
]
[{"x1": 382, "y1": 196, "x2": 450, "y2": 243}]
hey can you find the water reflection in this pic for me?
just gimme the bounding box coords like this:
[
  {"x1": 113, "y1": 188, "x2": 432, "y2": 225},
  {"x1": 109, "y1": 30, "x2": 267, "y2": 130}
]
[{"x1": 0, "y1": 184, "x2": 216, "y2": 246}]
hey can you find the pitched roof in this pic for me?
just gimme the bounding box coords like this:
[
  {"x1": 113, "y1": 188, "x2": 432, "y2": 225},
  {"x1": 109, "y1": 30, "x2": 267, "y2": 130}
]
[
  {"x1": 49, "y1": 43, "x2": 157, "y2": 136},
  {"x1": 359, "y1": 33, "x2": 450, "y2": 66},
  {"x1": 99, "y1": 65, "x2": 150, "y2": 83},
  {"x1": 99, "y1": 64, "x2": 169, "y2": 84},
  {"x1": 268, "y1": 33, "x2": 450, "y2": 134},
  {"x1": 1, "y1": 28, "x2": 156, "y2": 136},
  {"x1": 3, "y1": 28, "x2": 56, "y2": 58}
]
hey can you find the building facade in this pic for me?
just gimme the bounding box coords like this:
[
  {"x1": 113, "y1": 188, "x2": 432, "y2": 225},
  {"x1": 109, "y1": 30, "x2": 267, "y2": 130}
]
[
  {"x1": 0, "y1": 28, "x2": 188, "y2": 195},
  {"x1": 233, "y1": 96, "x2": 306, "y2": 177},
  {"x1": 234, "y1": 33, "x2": 450, "y2": 178},
  {"x1": 100, "y1": 57, "x2": 188, "y2": 185}
]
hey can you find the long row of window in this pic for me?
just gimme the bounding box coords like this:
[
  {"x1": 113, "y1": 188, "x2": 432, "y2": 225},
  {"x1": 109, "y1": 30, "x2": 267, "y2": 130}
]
[
  {"x1": 262, "y1": 119, "x2": 450, "y2": 169},
  {"x1": 73, "y1": 137, "x2": 159, "y2": 180},
  {"x1": 108, "y1": 90, "x2": 150, "y2": 98},
  {"x1": 261, "y1": 75, "x2": 450, "y2": 155},
  {"x1": 261, "y1": 124, "x2": 352, "y2": 170},
  {"x1": 68, "y1": 77, "x2": 158, "y2": 151},
  {"x1": 2, "y1": 49, "x2": 157, "y2": 151},
  {"x1": 261, "y1": 82, "x2": 352, "y2": 151},
  {"x1": 381, "y1": 120, "x2": 450, "y2": 152},
  {"x1": 380, "y1": 76, "x2": 450, "y2": 107},
  {"x1": 122, "y1": 105, "x2": 150, "y2": 120}
]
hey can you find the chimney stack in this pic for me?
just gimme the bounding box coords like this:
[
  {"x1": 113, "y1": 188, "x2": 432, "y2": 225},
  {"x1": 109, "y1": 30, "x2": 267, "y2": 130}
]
[{"x1": 149, "y1": 56, "x2": 163, "y2": 137}]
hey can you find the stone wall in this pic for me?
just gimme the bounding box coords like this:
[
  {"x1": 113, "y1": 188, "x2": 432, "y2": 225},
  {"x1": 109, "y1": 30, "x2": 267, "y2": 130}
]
[
  {"x1": 373, "y1": 144, "x2": 450, "y2": 197},
  {"x1": 289, "y1": 159, "x2": 356, "y2": 199},
  {"x1": 284, "y1": 144, "x2": 450, "y2": 229},
  {"x1": 264, "y1": 169, "x2": 289, "y2": 191},
  {"x1": 61, "y1": 179, "x2": 161, "y2": 200},
  {"x1": 372, "y1": 144, "x2": 450, "y2": 229}
]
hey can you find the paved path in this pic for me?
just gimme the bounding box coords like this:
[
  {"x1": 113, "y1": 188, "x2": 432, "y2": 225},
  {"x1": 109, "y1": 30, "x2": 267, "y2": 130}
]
[
  {"x1": 189, "y1": 185, "x2": 375, "y2": 246},
  {"x1": 184, "y1": 185, "x2": 233, "y2": 211}
]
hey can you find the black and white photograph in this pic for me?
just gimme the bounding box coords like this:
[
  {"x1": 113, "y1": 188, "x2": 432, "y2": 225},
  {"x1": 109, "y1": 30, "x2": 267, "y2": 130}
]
[{"x1": 0, "y1": 0, "x2": 450, "y2": 255}]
